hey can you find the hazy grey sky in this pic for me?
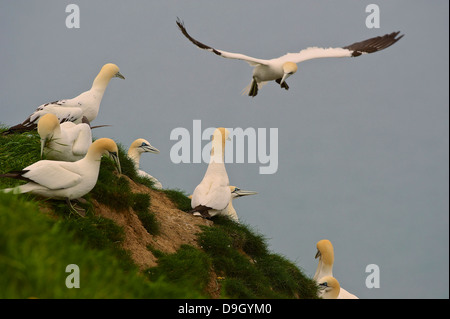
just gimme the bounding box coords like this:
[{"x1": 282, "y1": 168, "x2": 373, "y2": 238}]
[{"x1": 0, "y1": 1, "x2": 448, "y2": 298}]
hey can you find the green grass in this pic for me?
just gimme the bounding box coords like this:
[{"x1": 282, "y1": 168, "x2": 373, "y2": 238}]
[
  {"x1": 0, "y1": 192, "x2": 200, "y2": 298},
  {"x1": 162, "y1": 189, "x2": 192, "y2": 212},
  {"x1": 197, "y1": 215, "x2": 318, "y2": 299},
  {"x1": 145, "y1": 215, "x2": 319, "y2": 299},
  {"x1": 146, "y1": 245, "x2": 212, "y2": 297},
  {"x1": 0, "y1": 130, "x2": 41, "y2": 189}
]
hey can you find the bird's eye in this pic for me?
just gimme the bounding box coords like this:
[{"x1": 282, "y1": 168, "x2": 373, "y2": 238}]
[
  {"x1": 320, "y1": 282, "x2": 328, "y2": 287},
  {"x1": 141, "y1": 142, "x2": 147, "y2": 147},
  {"x1": 235, "y1": 187, "x2": 240, "y2": 192}
]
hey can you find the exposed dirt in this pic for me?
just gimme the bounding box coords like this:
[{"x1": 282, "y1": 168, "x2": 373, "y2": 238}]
[{"x1": 92, "y1": 175, "x2": 213, "y2": 269}]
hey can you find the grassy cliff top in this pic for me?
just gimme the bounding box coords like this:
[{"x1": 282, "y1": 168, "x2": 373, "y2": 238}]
[{"x1": 0, "y1": 126, "x2": 318, "y2": 299}]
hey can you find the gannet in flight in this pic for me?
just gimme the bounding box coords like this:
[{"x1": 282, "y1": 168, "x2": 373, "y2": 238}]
[
  {"x1": 192, "y1": 186, "x2": 258, "y2": 222},
  {"x1": 0, "y1": 138, "x2": 121, "y2": 217},
  {"x1": 4, "y1": 63, "x2": 125, "y2": 134},
  {"x1": 313, "y1": 239, "x2": 359, "y2": 299},
  {"x1": 37, "y1": 113, "x2": 92, "y2": 162},
  {"x1": 189, "y1": 127, "x2": 231, "y2": 218},
  {"x1": 176, "y1": 18, "x2": 403, "y2": 97},
  {"x1": 317, "y1": 276, "x2": 341, "y2": 299},
  {"x1": 127, "y1": 138, "x2": 163, "y2": 189}
]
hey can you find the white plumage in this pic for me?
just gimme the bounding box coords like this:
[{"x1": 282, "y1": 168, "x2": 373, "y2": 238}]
[
  {"x1": 1, "y1": 138, "x2": 121, "y2": 216},
  {"x1": 5, "y1": 63, "x2": 125, "y2": 134},
  {"x1": 313, "y1": 239, "x2": 359, "y2": 299},
  {"x1": 177, "y1": 18, "x2": 403, "y2": 97},
  {"x1": 37, "y1": 113, "x2": 92, "y2": 162},
  {"x1": 127, "y1": 138, "x2": 162, "y2": 189},
  {"x1": 190, "y1": 128, "x2": 231, "y2": 218}
]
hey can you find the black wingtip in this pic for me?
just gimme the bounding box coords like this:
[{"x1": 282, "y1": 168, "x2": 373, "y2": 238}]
[
  {"x1": 1, "y1": 123, "x2": 35, "y2": 135},
  {"x1": 0, "y1": 170, "x2": 32, "y2": 182},
  {"x1": 343, "y1": 31, "x2": 404, "y2": 57},
  {"x1": 175, "y1": 18, "x2": 222, "y2": 56}
]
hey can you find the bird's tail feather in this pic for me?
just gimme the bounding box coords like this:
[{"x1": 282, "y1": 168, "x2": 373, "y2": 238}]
[
  {"x1": 1, "y1": 184, "x2": 33, "y2": 195},
  {"x1": 241, "y1": 80, "x2": 268, "y2": 97}
]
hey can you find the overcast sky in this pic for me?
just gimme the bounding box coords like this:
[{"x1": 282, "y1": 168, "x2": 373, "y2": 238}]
[{"x1": 0, "y1": 1, "x2": 448, "y2": 298}]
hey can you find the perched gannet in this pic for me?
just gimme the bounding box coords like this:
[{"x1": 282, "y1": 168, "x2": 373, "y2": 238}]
[
  {"x1": 127, "y1": 138, "x2": 163, "y2": 189},
  {"x1": 313, "y1": 239, "x2": 359, "y2": 299},
  {"x1": 176, "y1": 18, "x2": 403, "y2": 97},
  {"x1": 317, "y1": 276, "x2": 341, "y2": 299},
  {"x1": 189, "y1": 128, "x2": 231, "y2": 218},
  {"x1": 4, "y1": 63, "x2": 125, "y2": 134},
  {"x1": 0, "y1": 138, "x2": 121, "y2": 216},
  {"x1": 37, "y1": 113, "x2": 92, "y2": 162},
  {"x1": 192, "y1": 186, "x2": 258, "y2": 222}
]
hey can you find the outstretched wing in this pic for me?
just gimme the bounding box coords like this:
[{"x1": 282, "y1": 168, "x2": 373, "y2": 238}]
[
  {"x1": 279, "y1": 31, "x2": 403, "y2": 63},
  {"x1": 176, "y1": 18, "x2": 270, "y2": 66}
]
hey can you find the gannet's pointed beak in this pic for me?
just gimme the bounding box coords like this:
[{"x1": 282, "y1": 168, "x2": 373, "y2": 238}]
[
  {"x1": 115, "y1": 71, "x2": 125, "y2": 79},
  {"x1": 90, "y1": 124, "x2": 112, "y2": 129},
  {"x1": 109, "y1": 151, "x2": 122, "y2": 174},
  {"x1": 141, "y1": 144, "x2": 160, "y2": 154},
  {"x1": 233, "y1": 189, "x2": 258, "y2": 197},
  {"x1": 40, "y1": 138, "x2": 46, "y2": 158},
  {"x1": 315, "y1": 249, "x2": 321, "y2": 259},
  {"x1": 280, "y1": 73, "x2": 290, "y2": 85}
]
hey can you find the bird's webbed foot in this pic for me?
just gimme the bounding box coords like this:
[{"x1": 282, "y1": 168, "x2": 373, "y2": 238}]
[
  {"x1": 275, "y1": 78, "x2": 289, "y2": 90},
  {"x1": 66, "y1": 198, "x2": 86, "y2": 217}
]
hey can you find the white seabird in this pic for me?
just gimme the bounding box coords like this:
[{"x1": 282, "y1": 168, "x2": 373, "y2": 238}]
[
  {"x1": 317, "y1": 276, "x2": 341, "y2": 299},
  {"x1": 176, "y1": 18, "x2": 403, "y2": 97},
  {"x1": 127, "y1": 138, "x2": 163, "y2": 189},
  {"x1": 191, "y1": 186, "x2": 258, "y2": 222},
  {"x1": 4, "y1": 63, "x2": 125, "y2": 134},
  {"x1": 189, "y1": 127, "x2": 231, "y2": 218},
  {"x1": 0, "y1": 138, "x2": 121, "y2": 216},
  {"x1": 313, "y1": 239, "x2": 359, "y2": 299},
  {"x1": 37, "y1": 113, "x2": 92, "y2": 162}
]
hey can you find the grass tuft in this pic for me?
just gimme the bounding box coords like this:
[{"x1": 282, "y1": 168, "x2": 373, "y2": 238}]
[
  {"x1": 162, "y1": 189, "x2": 192, "y2": 212},
  {"x1": 146, "y1": 244, "x2": 211, "y2": 296}
]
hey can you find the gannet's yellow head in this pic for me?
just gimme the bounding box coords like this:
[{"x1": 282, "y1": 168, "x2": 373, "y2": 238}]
[
  {"x1": 37, "y1": 113, "x2": 60, "y2": 157},
  {"x1": 315, "y1": 239, "x2": 334, "y2": 266},
  {"x1": 37, "y1": 113, "x2": 59, "y2": 139},
  {"x1": 101, "y1": 63, "x2": 125, "y2": 79},
  {"x1": 317, "y1": 276, "x2": 340, "y2": 299},
  {"x1": 280, "y1": 62, "x2": 298, "y2": 85},
  {"x1": 91, "y1": 138, "x2": 121, "y2": 174},
  {"x1": 92, "y1": 63, "x2": 125, "y2": 89},
  {"x1": 229, "y1": 186, "x2": 258, "y2": 199},
  {"x1": 129, "y1": 138, "x2": 160, "y2": 154}
]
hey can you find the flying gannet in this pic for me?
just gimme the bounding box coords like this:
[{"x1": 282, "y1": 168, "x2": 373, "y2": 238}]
[
  {"x1": 317, "y1": 276, "x2": 341, "y2": 299},
  {"x1": 127, "y1": 138, "x2": 163, "y2": 189},
  {"x1": 4, "y1": 63, "x2": 125, "y2": 134},
  {"x1": 313, "y1": 239, "x2": 359, "y2": 299},
  {"x1": 176, "y1": 18, "x2": 403, "y2": 97},
  {"x1": 0, "y1": 138, "x2": 121, "y2": 217},
  {"x1": 192, "y1": 186, "x2": 258, "y2": 222},
  {"x1": 38, "y1": 113, "x2": 92, "y2": 162},
  {"x1": 189, "y1": 127, "x2": 231, "y2": 218}
]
